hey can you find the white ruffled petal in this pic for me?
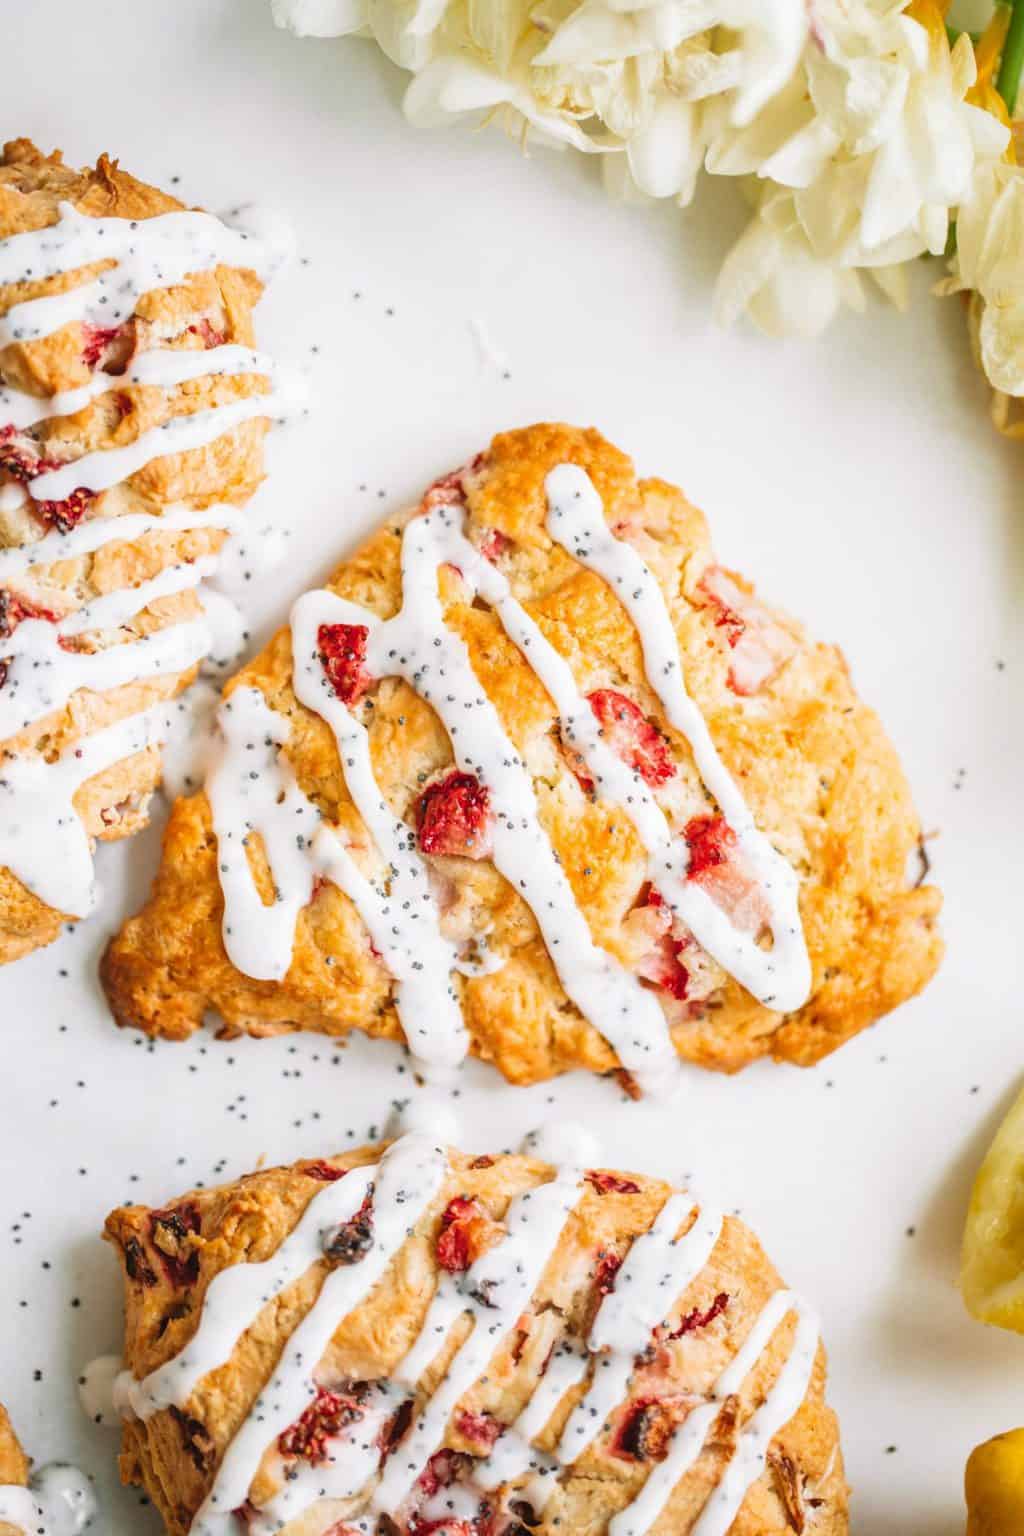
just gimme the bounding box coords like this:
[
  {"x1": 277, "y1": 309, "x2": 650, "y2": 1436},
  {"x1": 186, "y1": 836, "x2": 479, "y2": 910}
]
[
  {"x1": 626, "y1": 93, "x2": 703, "y2": 199},
  {"x1": 271, "y1": 0, "x2": 366, "y2": 34},
  {"x1": 979, "y1": 301, "x2": 1024, "y2": 397}
]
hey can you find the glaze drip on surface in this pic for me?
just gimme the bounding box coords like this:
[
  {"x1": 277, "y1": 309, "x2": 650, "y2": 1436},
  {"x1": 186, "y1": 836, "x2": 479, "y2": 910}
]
[
  {"x1": 208, "y1": 464, "x2": 810, "y2": 1085},
  {"x1": 0, "y1": 1464, "x2": 96, "y2": 1535},
  {"x1": 115, "y1": 1136, "x2": 820, "y2": 1536}
]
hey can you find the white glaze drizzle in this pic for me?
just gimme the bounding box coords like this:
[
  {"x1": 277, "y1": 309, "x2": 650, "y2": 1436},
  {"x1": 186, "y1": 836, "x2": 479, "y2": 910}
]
[
  {"x1": 0, "y1": 190, "x2": 299, "y2": 911},
  {"x1": 374, "y1": 1161, "x2": 586, "y2": 1515},
  {"x1": 0, "y1": 702, "x2": 168, "y2": 914},
  {"x1": 0, "y1": 1466, "x2": 96, "y2": 1536},
  {"x1": 114, "y1": 1144, "x2": 820, "y2": 1536},
  {"x1": 610, "y1": 1289, "x2": 820, "y2": 1536},
  {"x1": 189, "y1": 1134, "x2": 447, "y2": 1536},
  {"x1": 0, "y1": 343, "x2": 273, "y2": 432},
  {"x1": 0, "y1": 201, "x2": 279, "y2": 346},
  {"x1": 208, "y1": 464, "x2": 809, "y2": 1087},
  {"x1": 545, "y1": 464, "x2": 810, "y2": 1014}
]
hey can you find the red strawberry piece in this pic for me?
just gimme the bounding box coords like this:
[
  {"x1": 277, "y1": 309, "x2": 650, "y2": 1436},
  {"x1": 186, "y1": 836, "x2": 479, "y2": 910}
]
[
  {"x1": 279, "y1": 1387, "x2": 365, "y2": 1463},
  {"x1": 318, "y1": 622, "x2": 372, "y2": 707},
  {"x1": 668, "y1": 1291, "x2": 729, "y2": 1339},
  {"x1": 436, "y1": 1196, "x2": 501, "y2": 1273},
  {"x1": 594, "y1": 1249, "x2": 621, "y2": 1296},
  {"x1": 419, "y1": 452, "x2": 486, "y2": 517},
  {"x1": 148, "y1": 1202, "x2": 201, "y2": 1288},
  {"x1": 416, "y1": 1449, "x2": 466, "y2": 1499},
  {"x1": 80, "y1": 323, "x2": 122, "y2": 370},
  {"x1": 0, "y1": 590, "x2": 59, "y2": 639},
  {"x1": 477, "y1": 528, "x2": 510, "y2": 562},
  {"x1": 455, "y1": 1410, "x2": 503, "y2": 1451},
  {"x1": 587, "y1": 690, "x2": 675, "y2": 787},
  {"x1": 302, "y1": 1160, "x2": 346, "y2": 1182},
  {"x1": 698, "y1": 566, "x2": 797, "y2": 697},
  {"x1": 416, "y1": 771, "x2": 493, "y2": 860},
  {"x1": 684, "y1": 815, "x2": 768, "y2": 934},
  {"x1": 632, "y1": 888, "x2": 690, "y2": 1001},
  {"x1": 33, "y1": 486, "x2": 96, "y2": 532},
  {"x1": 188, "y1": 319, "x2": 227, "y2": 349},
  {"x1": 585, "y1": 1171, "x2": 641, "y2": 1196}
]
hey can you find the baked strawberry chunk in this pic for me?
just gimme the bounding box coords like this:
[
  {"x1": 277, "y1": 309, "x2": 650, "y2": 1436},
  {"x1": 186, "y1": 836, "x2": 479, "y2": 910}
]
[
  {"x1": 322, "y1": 1190, "x2": 374, "y2": 1265},
  {"x1": 302, "y1": 1159, "x2": 346, "y2": 1182},
  {"x1": 586, "y1": 690, "x2": 675, "y2": 787},
  {"x1": 585, "y1": 1171, "x2": 641, "y2": 1196},
  {"x1": 188, "y1": 318, "x2": 227, "y2": 349},
  {"x1": 632, "y1": 889, "x2": 691, "y2": 1001},
  {"x1": 420, "y1": 452, "x2": 486, "y2": 516},
  {"x1": 684, "y1": 815, "x2": 769, "y2": 934},
  {"x1": 698, "y1": 565, "x2": 797, "y2": 697},
  {"x1": 594, "y1": 1249, "x2": 622, "y2": 1296},
  {"x1": 279, "y1": 1387, "x2": 365, "y2": 1463},
  {"x1": 668, "y1": 1290, "x2": 729, "y2": 1339},
  {"x1": 0, "y1": 590, "x2": 59, "y2": 638},
  {"x1": 455, "y1": 1409, "x2": 503, "y2": 1452},
  {"x1": 80, "y1": 323, "x2": 122, "y2": 370},
  {"x1": 477, "y1": 527, "x2": 510, "y2": 563},
  {"x1": 34, "y1": 486, "x2": 95, "y2": 532},
  {"x1": 318, "y1": 623, "x2": 372, "y2": 707},
  {"x1": 436, "y1": 1196, "x2": 502, "y2": 1273},
  {"x1": 148, "y1": 1202, "x2": 201, "y2": 1288},
  {"x1": 417, "y1": 771, "x2": 493, "y2": 860}
]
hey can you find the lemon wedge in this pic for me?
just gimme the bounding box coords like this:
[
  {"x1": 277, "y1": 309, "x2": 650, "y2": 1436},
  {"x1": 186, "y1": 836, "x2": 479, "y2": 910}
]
[
  {"x1": 966, "y1": 1428, "x2": 1024, "y2": 1535},
  {"x1": 962, "y1": 1083, "x2": 1024, "y2": 1332}
]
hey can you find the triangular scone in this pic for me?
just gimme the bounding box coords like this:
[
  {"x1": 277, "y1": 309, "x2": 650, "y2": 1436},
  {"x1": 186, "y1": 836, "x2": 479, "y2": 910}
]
[
  {"x1": 102, "y1": 423, "x2": 942, "y2": 1081},
  {"x1": 106, "y1": 1136, "x2": 849, "y2": 1536},
  {"x1": 0, "y1": 138, "x2": 289, "y2": 964}
]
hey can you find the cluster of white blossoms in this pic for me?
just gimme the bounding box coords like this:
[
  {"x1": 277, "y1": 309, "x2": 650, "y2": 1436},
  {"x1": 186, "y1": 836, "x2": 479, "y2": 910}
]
[{"x1": 275, "y1": 0, "x2": 1022, "y2": 418}]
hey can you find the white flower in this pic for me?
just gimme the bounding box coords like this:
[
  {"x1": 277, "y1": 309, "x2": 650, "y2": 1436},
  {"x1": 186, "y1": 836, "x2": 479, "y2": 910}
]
[
  {"x1": 939, "y1": 160, "x2": 1024, "y2": 396},
  {"x1": 713, "y1": 186, "x2": 868, "y2": 338}
]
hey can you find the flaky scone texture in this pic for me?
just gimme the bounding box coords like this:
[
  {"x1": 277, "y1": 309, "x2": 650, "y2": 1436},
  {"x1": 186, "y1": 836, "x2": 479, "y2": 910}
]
[
  {"x1": 0, "y1": 139, "x2": 269, "y2": 964},
  {"x1": 0, "y1": 1405, "x2": 30, "y2": 1536},
  {"x1": 106, "y1": 1141, "x2": 848, "y2": 1536},
  {"x1": 104, "y1": 423, "x2": 941, "y2": 1076}
]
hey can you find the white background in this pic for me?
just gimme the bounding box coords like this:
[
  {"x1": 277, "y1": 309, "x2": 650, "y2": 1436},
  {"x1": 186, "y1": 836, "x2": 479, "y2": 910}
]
[{"x1": 1, "y1": 3, "x2": 1022, "y2": 1532}]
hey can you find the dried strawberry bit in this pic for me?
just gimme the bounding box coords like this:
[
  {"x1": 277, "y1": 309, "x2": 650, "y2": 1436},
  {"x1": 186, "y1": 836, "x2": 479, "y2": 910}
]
[
  {"x1": 279, "y1": 1386, "x2": 366, "y2": 1463},
  {"x1": 417, "y1": 771, "x2": 494, "y2": 860},
  {"x1": 470, "y1": 1154, "x2": 495, "y2": 1170},
  {"x1": 455, "y1": 1409, "x2": 503, "y2": 1452},
  {"x1": 419, "y1": 452, "x2": 486, "y2": 517},
  {"x1": 302, "y1": 1159, "x2": 346, "y2": 1182},
  {"x1": 477, "y1": 527, "x2": 510, "y2": 563},
  {"x1": 0, "y1": 425, "x2": 49, "y2": 482},
  {"x1": 698, "y1": 565, "x2": 797, "y2": 697},
  {"x1": 612, "y1": 1398, "x2": 683, "y2": 1463},
  {"x1": 416, "y1": 1449, "x2": 467, "y2": 1500},
  {"x1": 123, "y1": 1236, "x2": 158, "y2": 1288},
  {"x1": 586, "y1": 689, "x2": 675, "y2": 787},
  {"x1": 668, "y1": 1291, "x2": 730, "y2": 1339},
  {"x1": 80, "y1": 323, "x2": 123, "y2": 370},
  {"x1": 318, "y1": 622, "x2": 372, "y2": 707},
  {"x1": 585, "y1": 1171, "x2": 641, "y2": 1196},
  {"x1": 593, "y1": 1249, "x2": 621, "y2": 1296},
  {"x1": 435, "y1": 1195, "x2": 501, "y2": 1273},
  {"x1": 148, "y1": 1202, "x2": 201, "y2": 1288},
  {"x1": 0, "y1": 590, "x2": 58, "y2": 639},
  {"x1": 188, "y1": 318, "x2": 227, "y2": 349},
  {"x1": 322, "y1": 1189, "x2": 374, "y2": 1265},
  {"x1": 34, "y1": 486, "x2": 96, "y2": 533},
  {"x1": 684, "y1": 814, "x2": 768, "y2": 934},
  {"x1": 170, "y1": 1405, "x2": 215, "y2": 1473}
]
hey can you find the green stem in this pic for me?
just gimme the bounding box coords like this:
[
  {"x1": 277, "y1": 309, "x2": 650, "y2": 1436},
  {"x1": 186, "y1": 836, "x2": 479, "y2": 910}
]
[{"x1": 996, "y1": 0, "x2": 1024, "y2": 116}]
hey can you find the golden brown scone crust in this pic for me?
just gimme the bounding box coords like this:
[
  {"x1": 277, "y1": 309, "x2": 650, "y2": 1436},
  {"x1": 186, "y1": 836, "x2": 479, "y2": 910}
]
[
  {"x1": 0, "y1": 139, "x2": 269, "y2": 965},
  {"x1": 0, "y1": 1404, "x2": 31, "y2": 1536},
  {"x1": 106, "y1": 1142, "x2": 848, "y2": 1536},
  {"x1": 102, "y1": 422, "x2": 942, "y2": 1075}
]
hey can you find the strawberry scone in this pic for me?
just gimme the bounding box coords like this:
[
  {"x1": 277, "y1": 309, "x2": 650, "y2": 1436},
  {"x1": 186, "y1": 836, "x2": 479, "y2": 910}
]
[
  {"x1": 0, "y1": 138, "x2": 294, "y2": 965},
  {"x1": 106, "y1": 1134, "x2": 848, "y2": 1536},
  {"x1": 0, "y1": 1402, "x2": 95, "y2": 1533},
  {"x1": 102, "y1": 423, "x2": 942, "y2": 1082}
]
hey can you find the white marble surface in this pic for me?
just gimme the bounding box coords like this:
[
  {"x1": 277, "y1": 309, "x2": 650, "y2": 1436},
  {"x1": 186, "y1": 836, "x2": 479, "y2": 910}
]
[{"x1": 1, "y1": 3, "x2": 1022, "y2": 1532}]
